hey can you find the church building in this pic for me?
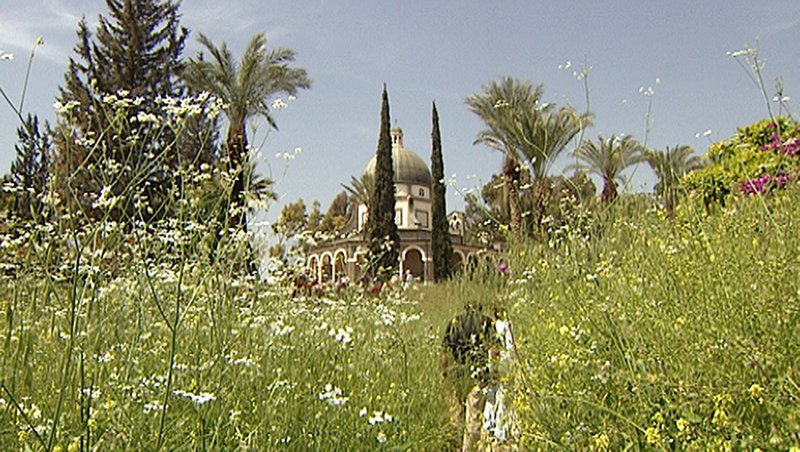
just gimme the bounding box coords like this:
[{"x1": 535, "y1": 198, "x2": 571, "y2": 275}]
[{"x1": 306, "y1": 126, "x2": 483, "y2": 283}]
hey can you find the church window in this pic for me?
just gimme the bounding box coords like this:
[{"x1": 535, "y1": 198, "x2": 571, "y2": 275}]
[{"x1": 415, "y1": 210, "x2": 429, "y2": 228}]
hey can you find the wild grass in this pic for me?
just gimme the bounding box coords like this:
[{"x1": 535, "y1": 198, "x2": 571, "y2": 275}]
[
  {"x1": 502, "y1": 188, "x2": 800, "y2": 449},
  {"x1": 0, "y1": 234, "x2": 456, "y2": 450},
  {"x1": 5, "y1": 184, "x2": 797, "y2": 450}
]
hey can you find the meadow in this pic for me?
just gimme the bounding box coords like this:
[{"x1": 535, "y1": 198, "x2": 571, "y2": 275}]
[
  {"x1": 2, "y1": 2, "x2": 799, "y2": 449},
  {"x1": 1, "y1": 181, "x2": 798, "y2": 450}
]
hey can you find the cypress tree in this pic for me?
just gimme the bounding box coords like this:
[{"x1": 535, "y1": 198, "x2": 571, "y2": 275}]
[
  {"x1": 53, "y1": 0, "x2": 190, "y2": 223},
  {"x1": 430, "y1": 102, "x2": 453, "y2": 281},
  {"x1": 366, "y1": 85, "x2": 400, "y2": 281}
]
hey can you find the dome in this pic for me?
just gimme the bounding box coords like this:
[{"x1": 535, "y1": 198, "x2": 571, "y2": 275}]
[{"x1": 362, "y1": 127, "x2": 431, "y2": 185}]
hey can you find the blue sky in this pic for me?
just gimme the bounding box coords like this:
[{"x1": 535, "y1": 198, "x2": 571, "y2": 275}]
[{"x1": 2, "y1": 0, "x2": 800, "y2": 223}]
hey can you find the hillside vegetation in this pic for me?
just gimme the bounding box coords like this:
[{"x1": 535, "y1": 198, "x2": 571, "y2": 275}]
[{"x1": 2, "y1": 185, "x2": 798, "y2": 450}]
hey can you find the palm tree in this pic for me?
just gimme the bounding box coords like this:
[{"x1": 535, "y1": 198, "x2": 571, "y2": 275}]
[
  {"x1": 342, "y1": 172, "x2": 374, "y2": 235},
  {"x1": 185, "y1": 33, "x2": 311, "y2": 230},
  {"x1": 642, "y1": 145, "x2": 704, "y2": 218},
  {"x1": 341, "y1": 173, "x2": 374, "y2": 213},
  {"x1": 570, "y1": 134, "x2": 643, "y2": 203},
  {"x1": 466, "y1": 77, "x2": 539, "y2": 237},
  {"x1": 466, "y1": 76, "x2": 590, "y2": 237}
]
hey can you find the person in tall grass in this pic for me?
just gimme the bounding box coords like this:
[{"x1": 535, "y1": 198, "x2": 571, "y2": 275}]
[
  {"x1": 482, "y1": 305, "x2": 519, "y2": 449},
  {"x1": 441, "y1": 303, "x2": 499, "y2": 451}
]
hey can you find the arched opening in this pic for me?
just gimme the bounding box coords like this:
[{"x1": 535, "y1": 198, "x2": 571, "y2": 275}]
[
  {"x1": 451, "y1": 251, "x2": 465, "y2": 274},
  {"x1": 308, "y1": 256, "x2": 319, "y2": 280},
  {"x1": 321, "y1": 254, "x2": 333, "y2": 282},
  {"x1": 333, "y1": 251, "x2": 346, "y2": 281},
  {"x1": 403, "y1": 248, "x2": 425, "y2": 279}
]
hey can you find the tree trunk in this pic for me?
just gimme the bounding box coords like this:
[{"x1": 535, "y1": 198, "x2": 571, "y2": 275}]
[
  {"x1": 503, "y1": 156, "x2": 522, "y2": 238},
  {"x1": 601, "y1": 177, "x2": 617, "y2": 204},
  {"x1": 223, "y1": 122, "x2": 259, "y2": 275},
  {"x1": 226, "y1": 123, "x2": 248, "y2": 232},
  {"x1": 664, "y1": 191, "x2": 676, "y2": 219},
  {"x1": 532, "y1": 177, "x2": 550, "y2": 239}
]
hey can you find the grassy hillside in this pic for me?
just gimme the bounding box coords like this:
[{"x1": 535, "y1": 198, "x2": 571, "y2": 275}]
[
  {"x1": 1, "y1": 187, "x2": 799, "y2": 450},
  {"x1": 485, "y1": 189, "x2": 800, "y2": 449}
]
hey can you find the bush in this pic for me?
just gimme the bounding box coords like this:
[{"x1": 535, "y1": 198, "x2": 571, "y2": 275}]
[{"x1": 684, "y1": 117, "x2": 800, "y2": 207}]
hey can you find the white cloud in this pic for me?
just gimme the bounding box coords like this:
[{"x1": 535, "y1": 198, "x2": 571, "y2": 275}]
[
  {"x1": 762, "y1": 17, "x2": 800, "y2": 37},
  {"x1": 0, "y1": 1, "x2": 95, "y2": 65}
]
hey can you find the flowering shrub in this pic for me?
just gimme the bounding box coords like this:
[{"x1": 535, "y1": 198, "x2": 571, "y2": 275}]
[
  {"x1": 739, "y1": 170, "x2": 793, "y2": 195},
  {"x1": 738, "y1": 121, "x2": 799, "y2": 194},
  {"x1": 684, "y1": 117, "x2": 800, "y2": 205}
]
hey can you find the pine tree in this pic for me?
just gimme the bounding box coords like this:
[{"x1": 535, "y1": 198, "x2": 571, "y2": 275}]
[
  {"x1": 366, "y1": 86, "x2": 399, "y2": 281},
  {"x1": 430, "y1": 102, "x2": 453, "y2": 281},
  {"x1": 54, "y1": 0, "x2": 190, "y2": 223},
  {"x1": 8, "y1": 114, "x2": 50, "y2": 221}
]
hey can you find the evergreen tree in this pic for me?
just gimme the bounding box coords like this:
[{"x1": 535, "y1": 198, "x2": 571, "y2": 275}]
[
  {"x1": 318, "y1": 191, "x2": 350, "y2": 234},
  {"x1": 430, "y1": 102, "x2": 453, "y2": 281},
  {"x1": 366, "y1": 86, "x2": 399, "y2": 281},
  {"x1": 8, "y1": 114, "x2": 50, "y2": 221},
  {"x1": 306, "y1": 201, "x2": 323, "y2": 232},
  {"x1": 54, "y1": 0, "x2": 189, "y2": 223}
]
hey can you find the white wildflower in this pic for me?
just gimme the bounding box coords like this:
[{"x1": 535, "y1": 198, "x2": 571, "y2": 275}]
[
  {"x1": 93, "y1": 186, "x2": 118, "y2": 210},
  {"x1": 28, "y1": 403, "x2": 41, "y2": 421},
  {"x1": 0, "y1": 51, "x2": 13, "y2": 61},
  {"x1": 53, "y1": 100, "x2": 80, "y2": 114},
  {"x1": 368, "y1": 411, "x2": 395, "y2": 425},
  {"x1": 231, "y1": 356, "x2": 258, "y2": 368},
  {"x1": 328, "y1": 326, "x2": 353, "y2": 345},
  {"x1": 727, "y1": 47, "x2": 755, "y2": 58},
  {"x1": 639, "y1": 86, "x2": 655, "y2": 97},
  {"x1": 271, "y1": 318, "x2": 295, "y2": 336},
  {"x1": 81, "y1": 388, "x2": 102, "y2": 400},
  {"x1": 134, "y1": 111, "x2": 160, "y2": 124},
  {"x1": 173, "y1": 389, "x2": 216, "y2": 405},
  {"x1": 376, "y1": 432, "x2": 387, "y2": 443},
  {"x1": 143, "y1": 400, "x2": 163, "y2": 412},
  {"x1": 271, "y1": 98, "x2": 288, "y2": 110},
  {"x1": 695, "y1": 129, "x2": 712, "y2": 138},
  {"x1": 318, "y1": 384, "x2": 349, "y2": 407}
]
